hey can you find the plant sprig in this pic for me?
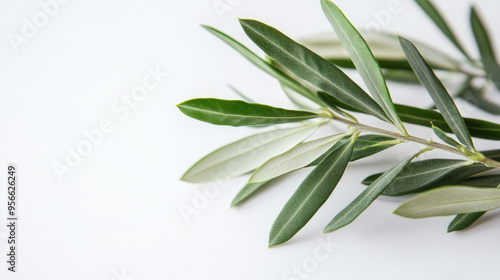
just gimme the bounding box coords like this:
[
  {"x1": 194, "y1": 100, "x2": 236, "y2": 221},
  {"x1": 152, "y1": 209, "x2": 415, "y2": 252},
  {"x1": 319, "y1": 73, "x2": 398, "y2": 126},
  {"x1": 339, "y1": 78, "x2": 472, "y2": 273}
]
[{"x1": 177, "y1": 0, "x2": 500, "y2": 247}]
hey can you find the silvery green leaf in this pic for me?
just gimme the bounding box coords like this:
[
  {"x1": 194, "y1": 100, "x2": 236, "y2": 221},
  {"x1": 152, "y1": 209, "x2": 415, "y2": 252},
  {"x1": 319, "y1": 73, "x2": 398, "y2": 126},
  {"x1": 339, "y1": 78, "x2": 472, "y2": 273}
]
[
  {"x1": 268, "y1": 134, "x2": 357, "y2": 247},
  {"x1": 231, "y1": 181, "x2": 271, "y2": 207},
  {"x1": 239, "y1": 19, "x2": 391, "y2": 123},
  {"x1": 394, "y1": 186, "x2": 500, "y2": 218},
  {"x1": 447, "y1": 174, "x2": 500, "y2": 232},
  {"x1": 181, "y1": 123, "x2": 318, "y2": 183},
  {"x1": 324, "y1": 152, "x2": 419, "y2": 233},
  {"x1": 321, "y1": 0, "x2": 406, "y2": 134},
  {"x1": 249, "y1": 133, "x2": 348, "y2": 183},
  {"x1": 400, "y1": 37, "x2": 475, "y2": 151}
]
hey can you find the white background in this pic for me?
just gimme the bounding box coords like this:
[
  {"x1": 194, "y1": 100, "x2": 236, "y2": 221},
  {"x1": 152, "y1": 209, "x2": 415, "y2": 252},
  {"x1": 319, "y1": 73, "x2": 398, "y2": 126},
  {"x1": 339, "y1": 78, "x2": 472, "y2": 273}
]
[{"x1": 1, "y1": 0, "x2": 500, "y2": 279}]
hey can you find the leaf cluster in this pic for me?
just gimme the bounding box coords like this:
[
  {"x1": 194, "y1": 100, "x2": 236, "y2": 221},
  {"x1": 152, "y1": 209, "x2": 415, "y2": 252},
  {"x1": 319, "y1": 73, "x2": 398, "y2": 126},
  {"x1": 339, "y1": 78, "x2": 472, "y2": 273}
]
[{"x1": 177, "y1": 0, "x2": 500, "y2": 246}]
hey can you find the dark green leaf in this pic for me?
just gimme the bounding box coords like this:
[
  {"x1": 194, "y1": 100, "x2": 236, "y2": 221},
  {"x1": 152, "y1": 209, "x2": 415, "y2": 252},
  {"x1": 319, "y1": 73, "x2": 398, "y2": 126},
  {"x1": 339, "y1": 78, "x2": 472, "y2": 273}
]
[
  {"x1": 362, "y1": 159, "x2": 491, "y2": 196},
  {"x1": 239, "y1": 19, "x2": 391, "y2": 123},
  {"x1": 321, "y1": 0, "x2": 406, "y2": 134},
  {"x1": 470, "y1": 7, "x2": 500, "y2": 90},
  {"x1": 327, "y1": 58, "x2": 412, "y2": 70},
  {"x1": 308, "y1": 134, "x2": 397, "y2": 166},
  {"x1": 268, "y1": 134, "x2": 356, "y2": 247},
  {"x1": 319, "y1": 91, "x2": 500, "y2": 141},
  {"x1": 177, "y1": 98, "x2": 322, "y2": 127},
  {"x1": 324, "y1": 152, "x2": 418, "y2": 233},
  {"x1": 447, "y1": 212, "x2": 486, "y2": 232},
  {"x1": 202, "y1": 25, "x2": 320, "y2": 103},
  {"x1": 231, "y1": 181, "x2": 271, "y2": 207},
  {"x1": 415, "y1": 0, "x2": 471, "y2": 59},
  {"x1": 455, "y1": 174, "x2": 500, "y2": 188},
  {"x1": 400, "y1": 37, "x2": 475, "y2": 151}
]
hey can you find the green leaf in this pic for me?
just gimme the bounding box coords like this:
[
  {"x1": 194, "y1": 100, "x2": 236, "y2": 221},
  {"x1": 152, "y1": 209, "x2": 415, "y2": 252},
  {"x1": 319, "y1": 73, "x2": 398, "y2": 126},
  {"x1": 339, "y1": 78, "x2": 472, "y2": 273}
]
[
  {"x1": 319, "y1": 91, "x2": 500, "y2": 141},
  {"x1": 447, "y1": 212, "x2": 486, "y2": 232},
  {"x1": 350, "y1": 135, "x2": 399, "y2": 161},
  {"x1": 470, "y1": 7, "x2": 500, "y2": 90},
  {"x1": 239, "y1": 19, "x2": 391, "y2": 123},
  {"x1": 308, "y1": 134, "x2": 397, "y2": 166},
  {"x1": 324, "y1": 152, "x2": 419, "y2": 233},
  {"x1": 483, "y1": 149, "x2": 500, "y2": 161},
  {"x1": 249, "y1": 133, "x2": 348, "y2": 183},
  {"x1": 447, "y1": 174, "x2": 500, "y2": 232},
  {"x1": 362, "y1": 159, "x2": 491, "y2": 196},
  {"x1": 177, "y1": 98, "x2": 323, "y2": 127},
  {"x1": 268, "y1": 134, "x2": 357, "y2": 247},
  {"x1": 202, "y1": 25, "x2": 319, "y2": 103},
  {"x1": 431, "y1": 123, "x2": 463, "y2": 148},
  {"x1": 394, "y1": 186, "x2": 500, "y2": 218},
  {"x1": 415, "y1": 0, "x2": 471, "y2": 59},
  {"x1": 454, "y1": 174, "x2": 500, "y2": 188},
  {"x1": 181, "y1": 123, "x2": 318, "y2": 183},
  {"x1": 399, "y1": 37, "x2": 475, "y2": 151},
  {"x1": 321, "y1": 0, "x2": 406, "y2": 134},
  {"x1": 231, "y1": 181, "x2": 271, "y2": 207}
]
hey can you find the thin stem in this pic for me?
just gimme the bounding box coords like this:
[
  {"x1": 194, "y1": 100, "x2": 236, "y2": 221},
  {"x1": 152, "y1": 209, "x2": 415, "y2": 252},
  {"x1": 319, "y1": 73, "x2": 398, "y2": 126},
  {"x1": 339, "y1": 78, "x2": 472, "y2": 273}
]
[{"x1": 329, "y1": 114, "x2": 500, "y2": 169}]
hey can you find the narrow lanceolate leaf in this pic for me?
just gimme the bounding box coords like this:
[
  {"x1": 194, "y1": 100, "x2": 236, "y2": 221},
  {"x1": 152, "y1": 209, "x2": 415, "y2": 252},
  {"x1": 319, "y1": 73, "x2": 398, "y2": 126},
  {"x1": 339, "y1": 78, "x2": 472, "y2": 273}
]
[
  {"x1": 239, "y1": 19, "x2": 391, "y2": 123},
  {"x1": 447, "y1": 174, "x2": 500, "y2": 232},
  {"x1": 308, "y1": 134, "x2": 397, "y2": 166},
  {"x1": 470, "y1": 7, "x2": 500, "y2": 90},
  {"x1": 362, "y1": 159, "x2": 491, "y2": 196},
  {"x1": 176, "y1": 98, "x2": 323, "y2": 127},
  {"x1": 318, "y1": 91, "x2": 500, "y2": 140},
  {"x1": 324, "y1": 152, "x2": 419, "y2": 233},
  {"x1": 447, "y1": 212, "x2": 486, "y2": 232},
  {"x1": 350, "y1": 135, "x2": 399, "y2": 161},
  {"x1": 202, "y1": 25, "x2": 319, "y2": 103},
  {"x1": 400, "y1": 37, "x2": 475, "y2": 151},
  {"x1": 181, "y1": 123, "x2": 318, "y2": 183},
  {"x1": 268, "y1": 134, "x2": 357, "y2": 247},
  {"x1": 249, "y1": 133, "x2": 347, "y2": 183},
  {"x1": 231, "y1": 181, "x2": 271, "y2": 207},
  {"x1": 395, "y1": 104, "x2": 500, "y2": 141},
  {"x1": 394, "y1": 186, "x2": 500, "y2": 218},
  {"x1": 321, "y1": 0, "x2": 406, "y2": 134},
  {"x1": 415, "y1": 0, "x2": 471, "y2": 59},
  {"x1": 432, "y1": 123, "x2": 463, "y2": 148}
]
